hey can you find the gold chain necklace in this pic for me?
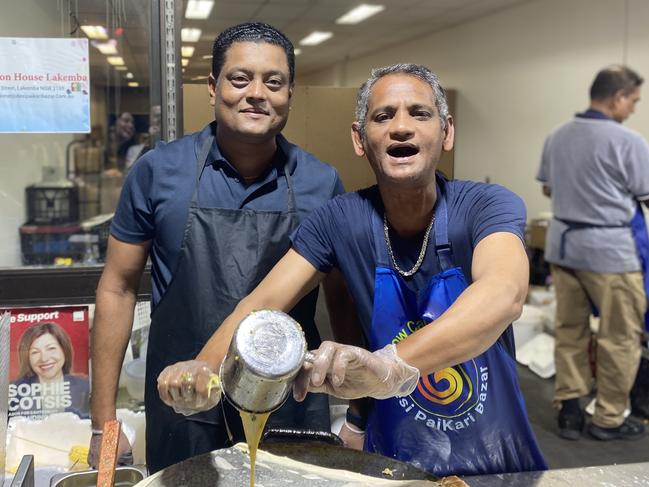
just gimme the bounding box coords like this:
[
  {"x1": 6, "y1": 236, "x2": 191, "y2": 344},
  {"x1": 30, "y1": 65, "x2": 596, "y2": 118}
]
[{"x1": 383, "y1": 213, "x2": 436, "y2": 277}]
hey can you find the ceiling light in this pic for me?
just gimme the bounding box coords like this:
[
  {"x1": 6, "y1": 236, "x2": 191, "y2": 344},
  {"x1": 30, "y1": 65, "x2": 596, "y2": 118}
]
[
  {"x1": 182, "y1": 58, "x2": 189, "y2": 67},
  {"x1": 81, "y1": 25, "x2": 108, "y2": 40},
  {"x1": 92, "y1": 40, "x2": 118, "y2": 55},
  {"x1": 185, "y1": 0, "x2": 214, "y2": 19},
  {"x1": 202, "y1": 54, "x2": 213, "y2": 60},
  {"x1": 294, "y1": 48, "x2": 302, "y2": 56},
  {"x1": 299, "y1": 31, "x2": 333, "y2": 46},
  {"x1": 125, "y1": 72, "x2": 134, "y2": 79},
  {"x1": 181, "y1": 28, "x2": 202, "y2": 42},
  {"x1": 106, "y1": 56, "x2": 125, "y2": 66},
  {"x1": 115, "y1": 66, "x2": 127, "y2": 71},
  {"x1": 128, "y1": 82, "x2": 140, "y2": 87},
  {"x1": 181, "y1": 46, "x2": 195, "y2": 58},
  {"x1": 191, "y1": 75, "x2": 209, "y2": 81},
  {"x1": 336, "y1": 4, "x2": 385, "y2": 24}
]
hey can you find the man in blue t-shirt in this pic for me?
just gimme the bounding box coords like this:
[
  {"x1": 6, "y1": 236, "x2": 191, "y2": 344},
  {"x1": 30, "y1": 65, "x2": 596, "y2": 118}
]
[
  {"x1": 161, "y1": 63, "x2": 546, "y2": 476},
  {"x1": 88, "y1": 23, "x2": 353, "y2": 473}
]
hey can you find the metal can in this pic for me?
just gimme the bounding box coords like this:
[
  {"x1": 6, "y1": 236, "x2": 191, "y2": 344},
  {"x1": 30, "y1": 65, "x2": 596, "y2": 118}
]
[{"x1": 220, "y1": 310, "x2": 307, "y2": 413}]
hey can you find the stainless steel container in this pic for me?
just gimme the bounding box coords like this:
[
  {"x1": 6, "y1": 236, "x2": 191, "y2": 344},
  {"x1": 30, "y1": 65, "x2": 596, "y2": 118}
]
[
  {"x1": 49, "y1": 466, "x2": 147, "y2": 487},
  {"x1": 220, "y1": 310, "x2": 307, "y2": 413}
]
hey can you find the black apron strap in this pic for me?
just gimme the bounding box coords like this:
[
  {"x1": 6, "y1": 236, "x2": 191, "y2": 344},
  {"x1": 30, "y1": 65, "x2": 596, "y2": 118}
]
[
  {"x1": 191, "y1": 134, "x2": 216, "y2": 206},
  {"x1": 283, "y1": 163, "x2": 297, "y2": 213}
]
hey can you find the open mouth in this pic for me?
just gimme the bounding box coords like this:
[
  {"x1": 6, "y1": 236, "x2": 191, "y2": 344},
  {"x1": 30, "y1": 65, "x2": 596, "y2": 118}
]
[{"x1": 387, "y1": 144, "x2": 419, "y2": 158}]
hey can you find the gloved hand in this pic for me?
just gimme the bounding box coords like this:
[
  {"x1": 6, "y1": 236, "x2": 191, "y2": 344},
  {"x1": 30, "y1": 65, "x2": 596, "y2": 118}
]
[
  {"x1": 87, "y1": 429, "x2": 133, "y2": 469},
  {"x1": 157, "y1": 360, "x2": 221, "y2": 416},
  {"x1": 293, "y1": 341, "x2": 420, "y2": 401},
  {"x1": 337, "y1": 421, "x2": 365, "y2": 450}
]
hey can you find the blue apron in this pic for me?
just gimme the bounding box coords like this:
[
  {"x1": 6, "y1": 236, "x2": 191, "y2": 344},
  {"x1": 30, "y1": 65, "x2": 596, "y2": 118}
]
[
  {"x1": 630, "y1": 205, "x2": 649, "y2": 331},
  {"x1": 557, "y1": 204, "x2": 649, "y2": 331},
  {"x1": 364, "y1": 182, "x2": 547, "y2": 476}
]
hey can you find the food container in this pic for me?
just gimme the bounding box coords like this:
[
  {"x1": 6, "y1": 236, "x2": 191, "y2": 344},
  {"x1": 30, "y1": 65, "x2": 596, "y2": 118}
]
[{"x1": 50, "y1": 466, "x2": 146, "y2": 487}]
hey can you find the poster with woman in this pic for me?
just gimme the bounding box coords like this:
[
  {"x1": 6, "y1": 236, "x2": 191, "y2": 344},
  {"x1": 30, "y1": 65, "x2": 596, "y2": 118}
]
[{"x1": 4, "y1": 306, "x2": 90, "y2": 420}]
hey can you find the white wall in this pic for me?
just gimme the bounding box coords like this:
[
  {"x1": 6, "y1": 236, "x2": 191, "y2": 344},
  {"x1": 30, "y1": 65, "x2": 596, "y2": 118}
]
[
  {"x1": 0, "y1": 1, "x2": 75, "y2": 266},
  {"x1": 298, "y1": 0, "x2": 649, "y2": 221}
]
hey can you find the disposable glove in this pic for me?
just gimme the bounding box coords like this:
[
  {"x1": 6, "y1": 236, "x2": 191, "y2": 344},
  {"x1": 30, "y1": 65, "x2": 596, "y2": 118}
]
[
  {"x1": 294, "y1": 341, "x2": 420, "y2": 401},
  {"x1": 87, "y1": 428, "x2": 132, "y2": 469},
  {"x1": 157, "y1": 360, "x2": 221, "y2": 416}
]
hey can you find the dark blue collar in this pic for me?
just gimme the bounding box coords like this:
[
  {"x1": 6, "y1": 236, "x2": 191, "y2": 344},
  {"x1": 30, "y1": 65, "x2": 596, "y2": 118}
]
[
  {"x1": 575, "y1": 109, "x2": 612, "y2": 121},
  {"x1": 196, "y1": 122, "x2": 297, "y2": 176}
]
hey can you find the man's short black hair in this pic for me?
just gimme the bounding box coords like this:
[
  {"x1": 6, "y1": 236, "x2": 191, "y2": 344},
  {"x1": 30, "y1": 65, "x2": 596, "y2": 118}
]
[
  {"x1": 211, "y1": 22, "x2": 295, "y2": 84},
  {"x1": 590, "y1": 65, "x2": 644, "y2": 100}
]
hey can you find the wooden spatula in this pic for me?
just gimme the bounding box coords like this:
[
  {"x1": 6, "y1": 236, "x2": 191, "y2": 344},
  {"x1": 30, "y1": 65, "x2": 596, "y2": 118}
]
[{"x1": 96, "y1": 419, "x2": 121, "y2": 487}]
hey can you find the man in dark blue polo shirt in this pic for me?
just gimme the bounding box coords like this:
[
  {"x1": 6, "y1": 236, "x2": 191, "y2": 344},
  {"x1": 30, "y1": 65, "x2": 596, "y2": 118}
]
[{"x1": 88, "y1": 22, "x2": 347, "y2": 473}]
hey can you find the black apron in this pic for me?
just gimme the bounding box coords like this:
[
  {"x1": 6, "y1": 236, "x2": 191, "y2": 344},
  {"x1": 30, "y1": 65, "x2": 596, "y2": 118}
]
[{"x1": 144, "y1": 133, "x2": 329, "y2": 473}]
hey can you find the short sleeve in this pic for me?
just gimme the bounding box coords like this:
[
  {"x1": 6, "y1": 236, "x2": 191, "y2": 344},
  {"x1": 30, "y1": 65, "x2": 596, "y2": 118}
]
[
  {"x1": 624, "y1": 133, "x2": 649, "y2": 201},
  {"x1": 110, "y1": 153, "x2": 156, "y2": 243},
  {"x1": 331, "y1": 171, "x2": 345, "y2": 197},
  {"x1": 468, "y1": 184, "x2": 527, "y2": 245},
  {"x1": 291, "y1": 202, "x2": 340, "y2": 273}
]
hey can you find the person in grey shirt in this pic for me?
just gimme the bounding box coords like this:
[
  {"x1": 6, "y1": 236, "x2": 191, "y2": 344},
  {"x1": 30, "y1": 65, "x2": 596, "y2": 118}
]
[{"x1": 537, "y1": 65, "x2": 649, "y2": 442}]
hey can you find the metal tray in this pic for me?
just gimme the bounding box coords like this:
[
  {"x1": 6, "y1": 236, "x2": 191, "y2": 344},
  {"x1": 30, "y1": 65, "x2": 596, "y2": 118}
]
[{"x1": 49, "y1": 466, "x2": 147, "y2": 487}]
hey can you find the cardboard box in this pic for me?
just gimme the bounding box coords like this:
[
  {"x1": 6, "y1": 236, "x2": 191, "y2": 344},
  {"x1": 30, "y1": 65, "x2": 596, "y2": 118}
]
[
  {"x1": 74, "y1": 146, "x2": 103, "y2": 174},
  {"x1": 527, "y1": 219, "x2": 549, "y2": 249}
]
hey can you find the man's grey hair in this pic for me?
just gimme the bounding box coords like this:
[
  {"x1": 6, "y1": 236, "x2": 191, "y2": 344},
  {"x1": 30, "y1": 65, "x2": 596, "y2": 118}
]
[{"x1": 355, "y1": 63, "x2": 449, "y2": 139}]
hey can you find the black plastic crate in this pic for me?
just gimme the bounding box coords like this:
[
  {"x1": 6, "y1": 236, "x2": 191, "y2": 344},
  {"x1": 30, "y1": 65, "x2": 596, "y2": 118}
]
[
  {"x1": 26, "y1": 185, "x2": 79, "y2": 224},
  {"x1": 19, "y1": 223, "x2": 84, "y2": 265},
  {"x1": 81, "y1": 213, "x2": 113, "y2": 262}
]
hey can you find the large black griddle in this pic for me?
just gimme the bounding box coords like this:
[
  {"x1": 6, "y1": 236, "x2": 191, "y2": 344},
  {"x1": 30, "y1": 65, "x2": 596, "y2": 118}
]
[
  {"x1": 261, "y1": 428, "x2": 437, "y2": 481},
  {"x1": 137, "y1": 430, "x2": 439, "y2": 486}
]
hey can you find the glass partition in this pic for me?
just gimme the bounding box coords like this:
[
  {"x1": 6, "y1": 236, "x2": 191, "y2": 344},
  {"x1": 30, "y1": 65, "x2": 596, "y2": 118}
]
[{"x1": 0, "y1": 0, "x2": 158, "y2": 270}]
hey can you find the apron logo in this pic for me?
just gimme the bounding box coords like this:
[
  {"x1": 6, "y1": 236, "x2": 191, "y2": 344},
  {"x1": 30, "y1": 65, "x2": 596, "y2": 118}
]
[
  {"x1": 412, "y1": 361, "x2": 484, "y2": 418},
  {"x1": 390, "y1": 320, "x2": 489, "y2": 431},
  {"x1": 398, "y1": 360, "x2": 489, "y2": 431},
  {"x1": 418, "y1": 366, "x2": 468, "y2": 405},
  {"x1": 398, "y1": 362, "x2": 490, "y2": 432}
]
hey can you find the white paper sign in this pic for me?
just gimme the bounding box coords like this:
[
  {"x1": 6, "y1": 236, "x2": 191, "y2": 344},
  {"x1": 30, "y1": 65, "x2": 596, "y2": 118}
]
[{"x1": 0, "y1": 37, "x2": 91, "y2": 133}]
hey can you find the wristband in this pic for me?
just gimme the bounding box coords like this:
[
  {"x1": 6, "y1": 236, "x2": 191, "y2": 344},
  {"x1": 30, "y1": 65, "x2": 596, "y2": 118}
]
[
  {"x1": 345, "y1": 408, "x2": 367, "y2": 430},
  {"x1": 343, "y1": 420, "x2": 365, "y2": 434}
]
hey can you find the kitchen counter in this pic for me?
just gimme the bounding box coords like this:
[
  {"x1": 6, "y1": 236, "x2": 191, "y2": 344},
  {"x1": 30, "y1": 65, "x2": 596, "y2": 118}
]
[{"x1": 466, "y1": 462, "x2": 649, "y2": 486}]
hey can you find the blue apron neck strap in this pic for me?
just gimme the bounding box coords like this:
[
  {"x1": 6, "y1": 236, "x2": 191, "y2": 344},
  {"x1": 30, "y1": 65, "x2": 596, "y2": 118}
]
[{"x1": 433, "y1": 180, "x2": 454, "y2": 271}]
